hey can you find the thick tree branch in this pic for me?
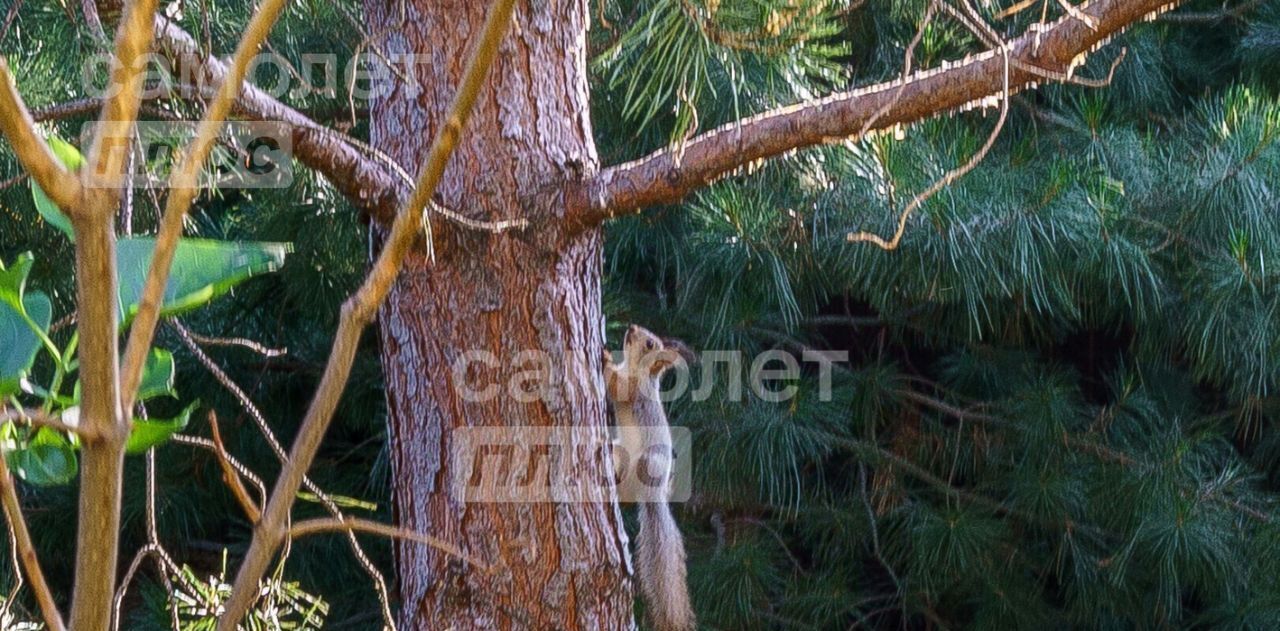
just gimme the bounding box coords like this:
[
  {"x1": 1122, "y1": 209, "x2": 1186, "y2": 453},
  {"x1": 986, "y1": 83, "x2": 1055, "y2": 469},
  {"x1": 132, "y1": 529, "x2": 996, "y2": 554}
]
[
  {"x1": 565, "y1": 0, "x2": 1184, "y2": 232},
  {"x1": 69, "y1": 209, "x2": 125, "y2": 631},
  {"x1": 152, "y1": 18, "x2": 527, "y2": 236},
  {"x1": 216, "y1": 0, "x2": 518, "y2": 626},
  {"x1": 151, "y1": 18, "x2": 406, "y2": 221}
]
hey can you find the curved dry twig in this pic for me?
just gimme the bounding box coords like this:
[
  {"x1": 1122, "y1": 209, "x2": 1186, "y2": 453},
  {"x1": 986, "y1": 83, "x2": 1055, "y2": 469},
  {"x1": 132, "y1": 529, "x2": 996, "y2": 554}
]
[
  {"x1": 206, "y1": 411, "x2": 262, "y2": 523},
  {"x1": 172, "y1": 434, "x2": 268, "y2": 509},
  {"x1": 179, "y1": 327, "x2": 287, "y2": 358},
  {"x1": 289, "y1": 518, "x2": 491, "y2": 571},
  {"x1": 0, "y1": 449, "x2": 66, "y2": 631},
  {"x1": 169, "y1": 321, "x2": 395, "y2": 628},
  {"x1": 847, "y1": 28, "x2": 1012, "y2": 249}
]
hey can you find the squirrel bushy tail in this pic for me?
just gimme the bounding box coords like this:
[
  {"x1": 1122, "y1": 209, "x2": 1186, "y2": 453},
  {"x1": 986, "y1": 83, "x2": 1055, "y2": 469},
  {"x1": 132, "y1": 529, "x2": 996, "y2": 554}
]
[{"x1": 637, "y1": 500, "x2": 695, "y2": 631}]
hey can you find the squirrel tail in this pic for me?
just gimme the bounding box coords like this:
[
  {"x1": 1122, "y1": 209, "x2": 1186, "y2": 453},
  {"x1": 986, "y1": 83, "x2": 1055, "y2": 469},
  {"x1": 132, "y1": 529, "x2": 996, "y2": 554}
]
[{"x1": 637, "y1": 501, "x2": 695, "y2": 631}]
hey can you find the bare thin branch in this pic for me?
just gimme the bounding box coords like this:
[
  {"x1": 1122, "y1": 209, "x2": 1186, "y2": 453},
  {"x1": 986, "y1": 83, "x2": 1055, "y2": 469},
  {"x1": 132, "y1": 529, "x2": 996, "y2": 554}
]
[
  {"x1": 0, "y1": 409, "x2": 91, "y2": 438},
  {"x1": 169, "y1": 320, "x2": 395, "y2": 628},
  {"x1": 111, "y1": 543, "x2": 180, "y2": 631},
  {"x1": 566, "y1": 0, "x2": 1184, "y2": 231},
  {"x1": 0, "y1": 60, "x2": 83, "y2": 212},
  {"x1": 180, "y1": 327, "x2": 287, "y2": 358},
  {"x1": 81, "y1": 0, "x2": 159, "y2": 210},
  {"x1": 0, "y1": 448, "x2": 66, "y2": 631},
  {"x1": 172, "y1": 434, "x2": 267, "y2": 509},
  {"x1": 2, "y1": 513, "x2": 22, "y2": 613},
  {"x1": 289, "y1": 518, "x2": 491, "y2": 571},
  {"x1": 217, "y1": 0, "x2": 519, "y2": 625},
  {"x1": 207, "y1": 411, "x2": 262, "y2": 523},
  {"x1": 848, "y1": 7, "x2": 1012, "y2": 249},
  {"x1": 856, "y1": 0, "x2": 937, "y2": 143},
  {"x1": 118, "y1": 0, "x2": 293, "y2": 418}
]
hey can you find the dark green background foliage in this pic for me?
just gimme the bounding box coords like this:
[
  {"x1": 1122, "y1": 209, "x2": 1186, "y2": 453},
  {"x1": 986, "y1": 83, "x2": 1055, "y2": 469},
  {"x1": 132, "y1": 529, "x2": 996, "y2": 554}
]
[{"x1": 3, "y1": 0, "x2": 1280, "y2": 627}]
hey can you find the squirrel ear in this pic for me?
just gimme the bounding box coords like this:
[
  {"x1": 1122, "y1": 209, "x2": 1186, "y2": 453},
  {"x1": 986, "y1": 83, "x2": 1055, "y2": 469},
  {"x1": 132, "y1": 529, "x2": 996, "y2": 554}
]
[
  {"x1": 662, "y1": 338, "x2": 697, "y2": 365},
  {"x1": 648, "y1": 347, "x2": 694, "y2": 376}
]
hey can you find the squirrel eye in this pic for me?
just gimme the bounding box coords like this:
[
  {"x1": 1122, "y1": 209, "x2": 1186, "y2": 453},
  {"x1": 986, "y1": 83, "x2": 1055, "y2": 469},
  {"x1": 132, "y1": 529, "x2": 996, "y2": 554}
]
[{"x1": 645, "y1": 340, "x2": 654, "y2": 350}]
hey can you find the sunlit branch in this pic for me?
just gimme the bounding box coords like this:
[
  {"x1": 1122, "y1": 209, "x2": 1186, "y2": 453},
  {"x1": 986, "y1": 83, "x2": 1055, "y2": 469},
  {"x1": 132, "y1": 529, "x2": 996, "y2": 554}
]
[
  {"x1": 0, "y1": 453, "x2": 66, "y2": 631},
  {"x1": 566, "y1": 0, "x2": 1183, "y2": 232},
  {"x1": 0, "y1": 60, "x2": 83, "y2": 212}
]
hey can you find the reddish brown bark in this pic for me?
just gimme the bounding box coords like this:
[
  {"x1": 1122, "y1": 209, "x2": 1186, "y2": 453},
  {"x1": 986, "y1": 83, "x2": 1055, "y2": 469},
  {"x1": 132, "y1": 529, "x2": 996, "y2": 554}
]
[{"x1": 364, "y1": 0, "x2": 632, "y2": 627}]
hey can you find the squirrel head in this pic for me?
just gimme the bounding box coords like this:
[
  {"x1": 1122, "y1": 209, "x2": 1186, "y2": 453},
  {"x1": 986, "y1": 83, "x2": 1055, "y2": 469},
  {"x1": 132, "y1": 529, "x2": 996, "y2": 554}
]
[{"x1": 622, "y1": 324, "x2": 696, "y2": 378}]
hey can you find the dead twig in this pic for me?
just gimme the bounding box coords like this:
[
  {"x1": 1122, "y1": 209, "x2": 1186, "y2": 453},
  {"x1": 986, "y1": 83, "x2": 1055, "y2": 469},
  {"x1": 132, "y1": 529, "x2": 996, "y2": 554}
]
[
  {"x1": 289, "y1": 518, "x2": 491, "y2": 571},
  {"x1": 179, "y1": 326, "x2": 287, "y2": 358},
  {"x1": 848, "y1": 17, "x2": 1011, "y2": 250},
  {"x1": 207, "y1": 411, "x2": 262, "y2": 522},
  {"x1": 0, "y1": 447, "x2": 66, "y2": 631}
]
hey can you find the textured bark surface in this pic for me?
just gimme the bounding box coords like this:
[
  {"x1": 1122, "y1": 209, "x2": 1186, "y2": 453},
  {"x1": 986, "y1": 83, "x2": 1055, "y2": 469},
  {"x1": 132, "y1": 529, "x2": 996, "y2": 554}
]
[{"x1": 363, "y1": 0, "x2": 633, "y2": 627}]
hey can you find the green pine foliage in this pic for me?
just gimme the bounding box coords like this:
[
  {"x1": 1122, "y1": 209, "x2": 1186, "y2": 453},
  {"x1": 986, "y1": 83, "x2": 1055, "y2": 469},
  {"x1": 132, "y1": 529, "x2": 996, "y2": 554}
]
[{"x1": 596, "y1": 0, "x2": 1280, "y2": 628}]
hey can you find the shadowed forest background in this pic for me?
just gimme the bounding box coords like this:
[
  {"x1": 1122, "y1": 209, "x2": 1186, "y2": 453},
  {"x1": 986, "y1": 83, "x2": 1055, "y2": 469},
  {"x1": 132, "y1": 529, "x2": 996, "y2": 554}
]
[{"x1": 2, "y1": 0, "x2": 1280, "y2": 628}]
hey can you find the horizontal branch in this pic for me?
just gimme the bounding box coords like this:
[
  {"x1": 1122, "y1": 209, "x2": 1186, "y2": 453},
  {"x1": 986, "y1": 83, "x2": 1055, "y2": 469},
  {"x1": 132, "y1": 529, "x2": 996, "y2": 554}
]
[
  {"x1": 31, "y1": 97, "x2": 110, "y2": 123},
  {"x1": 566, "y1": 0, "x2": 1183, "y2": 231},
  {"x1": 0, "y1": 409, "x2": 91, "y2": 437},
  {"x1": 152, "y1": 18, "x2": 406, "y2": 222}
]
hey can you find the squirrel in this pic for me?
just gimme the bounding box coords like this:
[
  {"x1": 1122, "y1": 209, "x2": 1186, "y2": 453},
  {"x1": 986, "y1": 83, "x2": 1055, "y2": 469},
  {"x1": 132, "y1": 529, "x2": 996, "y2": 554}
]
[{"x1": 604, "y1": 324, "x2": 696, "y2": 631}]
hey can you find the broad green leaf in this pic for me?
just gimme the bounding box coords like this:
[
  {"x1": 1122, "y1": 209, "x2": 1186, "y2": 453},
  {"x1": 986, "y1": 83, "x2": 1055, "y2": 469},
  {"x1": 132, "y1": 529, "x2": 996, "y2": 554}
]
[
  {"x1": 116, "y1": 238, "x2": 291, "y2": 321},
  {"x1": 126, "y1": 401, "x2": 197, "y2": 454},
  {"x1": 29, "y1": 136, "x2": 82, "y2": 238},
  {"x1": 6, "y1": 428, "x2": 77, "y2": 486},
  {"x1": 0, "y1": 254, "x2": 53, "y2": 397},
  {"x1": 136, "y1": 348, "x2": 177, "y2": 401}
]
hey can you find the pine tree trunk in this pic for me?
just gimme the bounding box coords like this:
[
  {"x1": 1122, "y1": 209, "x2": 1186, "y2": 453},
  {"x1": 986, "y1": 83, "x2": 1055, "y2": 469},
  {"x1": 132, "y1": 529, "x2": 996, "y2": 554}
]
[{"x1": 363, "y1": 0, "x2": 633, "y2": 627}]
